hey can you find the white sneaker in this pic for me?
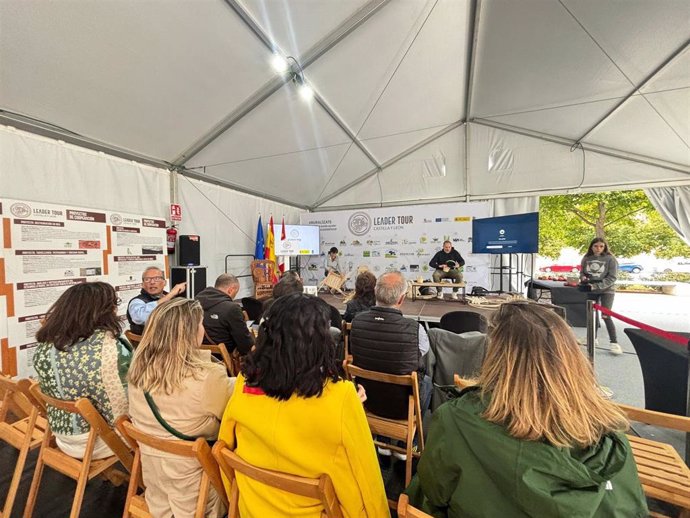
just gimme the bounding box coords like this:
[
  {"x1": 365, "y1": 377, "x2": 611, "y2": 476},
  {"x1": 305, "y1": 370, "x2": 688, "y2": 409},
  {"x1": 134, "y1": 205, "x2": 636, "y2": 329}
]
[
  {"x1": 377, "y1": 447, "x2": 392, "y2": 457},
  {"x1": 393, "y1": 451, "x2": 407, "y2": 461},
  {"x1": 609, "y1": 342, "x2": 623, "y2": 355},
  {"x1": 436, "y1": 292, "x2": 444, "y2": 299},
  {"x1": 450, "y1": 292, "x2": 459, "y2": 300}
]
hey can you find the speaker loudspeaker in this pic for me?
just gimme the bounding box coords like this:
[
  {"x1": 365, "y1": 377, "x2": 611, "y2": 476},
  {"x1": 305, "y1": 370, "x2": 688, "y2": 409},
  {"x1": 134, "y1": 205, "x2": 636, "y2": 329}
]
[{"x1": 178, "y1": 235, "x2": 200, "y2": 266}]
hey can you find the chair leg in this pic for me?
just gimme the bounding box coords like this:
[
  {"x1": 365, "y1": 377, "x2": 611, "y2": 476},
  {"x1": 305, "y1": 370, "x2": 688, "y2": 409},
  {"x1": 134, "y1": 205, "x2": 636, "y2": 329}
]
[
  {"x1": 69, "y1": 433, "x2": 97, "y2": 518},
  {"x1": 22, "y1": 441, "x2": 47, "y2": 518},
  {"x1": 194, "y1": 474, "x2": 211, "y2": 518},
  {"x1": 3, "y1": 436, "x2": 31, "y2": 517},
  {"x1": 123, "y1": 449, "x2": 142, "y2": 518}
]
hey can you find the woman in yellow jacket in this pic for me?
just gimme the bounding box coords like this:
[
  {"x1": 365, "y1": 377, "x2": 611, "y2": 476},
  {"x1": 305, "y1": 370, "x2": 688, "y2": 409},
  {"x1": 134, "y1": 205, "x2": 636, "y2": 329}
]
[{"x1": 218, "y1": 293, "x2": 390, "y2": 518}]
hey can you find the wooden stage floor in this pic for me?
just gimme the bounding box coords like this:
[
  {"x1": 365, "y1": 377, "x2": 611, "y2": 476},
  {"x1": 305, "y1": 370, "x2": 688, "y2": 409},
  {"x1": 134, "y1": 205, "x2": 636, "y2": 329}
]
[{"x1": 318, "y1": 293, "x2": 494, "y2": 323}]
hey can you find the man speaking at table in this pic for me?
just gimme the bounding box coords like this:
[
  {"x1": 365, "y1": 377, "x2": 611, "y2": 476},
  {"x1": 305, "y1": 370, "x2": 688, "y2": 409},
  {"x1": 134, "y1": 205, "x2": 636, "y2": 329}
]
[{"x1": 429, "y1": 240, "x2": 465, "y2": 300}]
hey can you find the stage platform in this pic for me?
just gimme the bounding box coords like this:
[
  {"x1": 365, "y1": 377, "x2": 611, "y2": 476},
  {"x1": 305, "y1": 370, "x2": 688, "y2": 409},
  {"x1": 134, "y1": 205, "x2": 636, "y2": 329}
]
[{"x1": 318, "y1": 292, "x2": 494, "y2": 324}]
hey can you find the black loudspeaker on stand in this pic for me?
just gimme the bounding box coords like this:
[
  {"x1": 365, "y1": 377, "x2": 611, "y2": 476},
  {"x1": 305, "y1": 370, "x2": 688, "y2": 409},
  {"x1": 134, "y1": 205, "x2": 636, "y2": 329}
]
[
  {"x1": 171, "y1": 266, "x2": 206, "y2": 298},
  {"x1": 178, "y1": 235, "x2": 201, "y2": 266}
]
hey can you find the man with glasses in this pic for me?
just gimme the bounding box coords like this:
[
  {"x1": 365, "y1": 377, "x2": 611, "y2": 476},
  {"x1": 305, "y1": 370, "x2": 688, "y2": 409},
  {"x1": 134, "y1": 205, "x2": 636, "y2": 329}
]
[{"x1": 126, "y1": 266, "x2": 186, "y2": 334}]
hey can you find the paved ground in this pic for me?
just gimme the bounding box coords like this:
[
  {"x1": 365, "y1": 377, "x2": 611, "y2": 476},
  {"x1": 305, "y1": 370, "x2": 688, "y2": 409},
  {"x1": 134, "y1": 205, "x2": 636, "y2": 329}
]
[{"x1": 571, "y1": 291, "x2": 690, "y2": 460}]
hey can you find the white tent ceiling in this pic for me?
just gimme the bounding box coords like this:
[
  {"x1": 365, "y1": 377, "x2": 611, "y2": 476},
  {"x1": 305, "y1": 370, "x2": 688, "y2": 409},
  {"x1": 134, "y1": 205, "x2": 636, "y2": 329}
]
[{"x1": 1, "y1": 0, "x2": 688, "y2": 210}]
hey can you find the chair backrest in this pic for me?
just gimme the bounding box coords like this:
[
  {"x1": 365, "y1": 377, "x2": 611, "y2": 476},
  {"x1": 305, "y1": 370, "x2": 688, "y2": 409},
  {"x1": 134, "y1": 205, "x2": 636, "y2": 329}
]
[
  {"x1": 241, "y1": 297, "x2": 264, "y2": 322},
  {"x1": 341, "y1": 322, "x2": 352, "y2": 361},
  {"x1": 439, "y1": 311, "x2": 487, "y2": 334},
  {"x1": 346, "y1": 363, "x2": 419, "y2": 421},
  {"x1": 117, "y1": 417, "x2": 228, "y2": 509},
  {"x1": 125, "y1": 330, "x2": 143, "y2": 347},
  {"x1": 212, "y1": 421, "x2": 343, "y2": 518},
  {"x1": 29, "y1": 383, "x2": 133, "y2": 471},
  {"x1": 199, "y1": 342, "x2": 240, "y2": 377},
  {"x1": 398, "y1": 494, "x2": 433, "y2": 518},
  {"x1": 0, "y1": 375, "x2": 35, "y2": 422},
  {"x1": 617, "y1": 403, "x2": 690, "y2": 433}
]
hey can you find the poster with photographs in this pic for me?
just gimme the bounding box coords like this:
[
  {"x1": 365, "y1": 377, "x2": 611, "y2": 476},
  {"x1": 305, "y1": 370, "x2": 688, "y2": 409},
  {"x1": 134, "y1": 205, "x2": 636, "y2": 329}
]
[
  {"x1": 0, "y1": 199, "x2": 167, "y2": 376},
  {"x1": 299, "y1": 202, "x2": 491, "y2": 290}
]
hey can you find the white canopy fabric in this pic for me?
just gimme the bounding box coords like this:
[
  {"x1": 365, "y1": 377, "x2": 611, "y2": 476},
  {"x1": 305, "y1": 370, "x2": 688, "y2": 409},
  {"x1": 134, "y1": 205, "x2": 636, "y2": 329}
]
[{"x1": 1, "y1": 0, "x2": 688, "y2": 210}]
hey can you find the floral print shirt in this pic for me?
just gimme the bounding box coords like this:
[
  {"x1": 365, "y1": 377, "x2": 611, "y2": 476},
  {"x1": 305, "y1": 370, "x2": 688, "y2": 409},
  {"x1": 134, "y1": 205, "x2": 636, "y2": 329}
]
[{"x1": 33, "y1": 330, "x2": 132, "y2": 435}]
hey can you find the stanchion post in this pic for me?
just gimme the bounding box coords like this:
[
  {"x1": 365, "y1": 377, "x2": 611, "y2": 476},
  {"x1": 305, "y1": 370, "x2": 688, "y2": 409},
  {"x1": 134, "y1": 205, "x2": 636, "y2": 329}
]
[
  {"x1": 685, "y1": 340, "x2": 690, "y2": 465},
  {"x1": 586, "y1": 300, "x2": 595, "y2": 367}
]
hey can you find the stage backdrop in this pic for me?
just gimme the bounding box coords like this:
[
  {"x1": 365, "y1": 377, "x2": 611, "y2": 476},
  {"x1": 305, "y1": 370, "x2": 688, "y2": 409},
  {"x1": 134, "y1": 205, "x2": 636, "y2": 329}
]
[
  {"x1": 0, "y1": 197, "x2": 167, "y2": 377},
  {"x1": 300, "y1": 202, "x2": 491, "y2": 290}
]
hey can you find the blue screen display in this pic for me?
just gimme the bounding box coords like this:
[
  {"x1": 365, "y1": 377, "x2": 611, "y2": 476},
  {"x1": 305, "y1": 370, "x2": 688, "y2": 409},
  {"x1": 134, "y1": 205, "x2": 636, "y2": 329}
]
[{"x1": 472, "y1": 212, "x2": 539, "y2": 254}]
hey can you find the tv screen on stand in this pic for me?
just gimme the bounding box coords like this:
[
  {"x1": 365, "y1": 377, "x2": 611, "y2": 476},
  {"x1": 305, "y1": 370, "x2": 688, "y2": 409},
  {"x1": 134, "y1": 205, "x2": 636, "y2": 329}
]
[{"x1": 472, "y1": 212, "x2": 539, "y2": 254}]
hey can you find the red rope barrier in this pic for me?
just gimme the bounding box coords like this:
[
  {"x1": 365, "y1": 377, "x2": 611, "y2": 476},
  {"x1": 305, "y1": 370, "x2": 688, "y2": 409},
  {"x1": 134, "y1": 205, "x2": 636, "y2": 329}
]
[{"x1": 593, "y1": 303, "x2": 689, "y2": 347}]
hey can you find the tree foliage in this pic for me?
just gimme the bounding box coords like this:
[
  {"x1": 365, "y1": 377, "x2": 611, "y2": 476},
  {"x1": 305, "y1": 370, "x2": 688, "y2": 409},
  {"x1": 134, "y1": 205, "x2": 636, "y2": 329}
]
[{"x1": 539, "y1": 190, "x2": 690, "y2": 259}]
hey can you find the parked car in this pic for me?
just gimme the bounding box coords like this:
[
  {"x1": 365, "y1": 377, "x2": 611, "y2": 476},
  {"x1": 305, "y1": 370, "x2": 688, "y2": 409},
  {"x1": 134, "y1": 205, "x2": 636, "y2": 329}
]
[
  {"x1": 619, "y1": 263, "x2": 643, "y2": 274},
  {"x1": 539, "y1": 265, "x2": 581, "y2": 273}
]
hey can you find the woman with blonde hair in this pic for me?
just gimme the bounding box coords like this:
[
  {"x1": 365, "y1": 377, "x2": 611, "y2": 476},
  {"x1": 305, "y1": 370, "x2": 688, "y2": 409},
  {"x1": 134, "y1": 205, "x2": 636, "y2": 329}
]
[
  {"x1": 406, "y1": 301, "x2": 647, "y2": 517},
  {"x1": 128, "y1": 298, "x2": 234, "y2": 518}
]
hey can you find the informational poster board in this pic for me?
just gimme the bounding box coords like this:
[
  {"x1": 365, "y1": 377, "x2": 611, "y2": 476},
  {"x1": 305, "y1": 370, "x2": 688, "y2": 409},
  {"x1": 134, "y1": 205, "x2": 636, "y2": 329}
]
[
  {"x1": 300, "y1": 202, "x2": 491, "y2": 289},
  {"x1": 0, "y1": 199, "x2": 167, "y2": 377}
]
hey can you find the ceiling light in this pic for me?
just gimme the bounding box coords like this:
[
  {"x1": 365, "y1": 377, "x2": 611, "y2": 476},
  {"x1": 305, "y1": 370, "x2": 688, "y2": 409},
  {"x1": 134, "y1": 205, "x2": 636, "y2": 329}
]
[
  {"x1": 270, "y1": 54, "x2": 289, "y2": 73},
  {"x1": 298, "y1": 82, "x2": 314, "y2": 101}
]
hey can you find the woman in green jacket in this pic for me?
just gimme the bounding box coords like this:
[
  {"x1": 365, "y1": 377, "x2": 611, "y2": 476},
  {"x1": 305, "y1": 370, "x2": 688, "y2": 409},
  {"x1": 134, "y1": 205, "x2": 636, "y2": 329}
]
[{"x1": 407, "y1": 301, "x2": 647, "y2": 518}]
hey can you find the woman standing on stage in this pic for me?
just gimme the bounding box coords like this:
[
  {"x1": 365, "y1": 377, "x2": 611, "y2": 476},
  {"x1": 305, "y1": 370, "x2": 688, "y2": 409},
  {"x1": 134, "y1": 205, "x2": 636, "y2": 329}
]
[{"x1": 580, "y1": 237, "x2": 621, "y2": 355}]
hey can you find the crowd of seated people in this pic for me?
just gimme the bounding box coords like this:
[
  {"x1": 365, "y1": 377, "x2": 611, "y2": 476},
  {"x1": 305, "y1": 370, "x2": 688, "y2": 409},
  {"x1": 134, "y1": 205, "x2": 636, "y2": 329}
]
[{"x1": 25, "y1": 266, "x2": 648, "y2": 518}]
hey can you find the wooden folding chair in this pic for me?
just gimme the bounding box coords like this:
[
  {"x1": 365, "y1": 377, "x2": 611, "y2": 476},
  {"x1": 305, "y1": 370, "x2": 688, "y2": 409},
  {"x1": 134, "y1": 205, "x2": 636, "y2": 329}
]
[
  {"x1": 0, "y1": 377, "x2": 46, "y2": 518},
  {"x1": 22, "y1": 384, "x2": 134, "y2": 518},
  {"x1": 345, "y1": 364, "x2": 424, "y2": 486},
  {"x1": 201, "y1": 331, "x2": 240, "y2": 376},
  {"x1": 212, "y1": 420, "x2": 344, "y2": 518},
  {"x1": 341, "y1": 322, "x2": 352, "y2": 363},
  {"x1": 125, "y1": 330, "x2": 143, "y2": 348},
  {"x1": 115, "y1": 417, "x2": 228, "y2": 518},
  {"x1": 318, "y1": 271, "x2": 347, "y2": 296},
  {"x1": 397, "y1": 494, "x2": 433, "y2": 518},
  {"x1": 616, "y1": 404, "x2": 690, "y2": 517}
]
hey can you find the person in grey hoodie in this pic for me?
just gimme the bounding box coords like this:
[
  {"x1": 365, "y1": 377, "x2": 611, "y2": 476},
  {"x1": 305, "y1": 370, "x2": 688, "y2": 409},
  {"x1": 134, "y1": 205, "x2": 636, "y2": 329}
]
[
  {"x1": 195, "y1": 274, "x2": 254, "y2": 354},
  {"x1": 580, "y1": 237, "x2": 621, "y2": 355}
]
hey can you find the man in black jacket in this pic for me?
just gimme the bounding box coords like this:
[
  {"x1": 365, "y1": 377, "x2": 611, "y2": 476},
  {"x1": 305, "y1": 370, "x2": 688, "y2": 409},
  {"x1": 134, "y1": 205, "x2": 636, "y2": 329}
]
[
  {"x1": 196, "y1": 274, "x2": 254, "y2": 354},
  {"x1": 350, "y1": 271, "x2": 432, "y2": 458},
  {"x1": 429, "y1": 240, "x2": 465, "y2": 299}
]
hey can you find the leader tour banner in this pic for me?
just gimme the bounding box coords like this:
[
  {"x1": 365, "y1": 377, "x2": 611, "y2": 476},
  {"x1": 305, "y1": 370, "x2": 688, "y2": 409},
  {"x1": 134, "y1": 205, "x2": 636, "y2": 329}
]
[
  {"x1": 0, "y1": 198, "x2": 167, "y2": 377},
  {"x1": 300, "y1": 202, "x2": 491, "y2": 290}
]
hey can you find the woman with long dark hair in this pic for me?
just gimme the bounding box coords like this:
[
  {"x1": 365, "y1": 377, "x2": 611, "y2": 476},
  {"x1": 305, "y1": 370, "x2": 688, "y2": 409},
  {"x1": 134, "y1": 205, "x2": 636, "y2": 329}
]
[
  {"x1": 343, "y1": 270, "x2": 376, "y2": 323},
  {"x1": 34, "y1": 282, "x2": 131, "y2": 459},
  {"x1": 218, "y1": 293, "x2": 389, "y2": 517},
  {"x1": 406, "y1": 302, "x2": 647, "y2": 517},
  {"x1": 580, "y1": 237, "x2": 621, "y2": 354}
]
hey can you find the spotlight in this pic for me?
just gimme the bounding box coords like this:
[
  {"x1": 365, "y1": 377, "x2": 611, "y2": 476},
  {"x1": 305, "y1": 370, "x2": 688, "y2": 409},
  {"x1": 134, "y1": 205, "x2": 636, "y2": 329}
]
[
  {"x1": 270, "y1": 54, "x2": 289, "y2": 73},
  {"x1": 298, "y1": 81, "x2": 314, "y2": 101}
]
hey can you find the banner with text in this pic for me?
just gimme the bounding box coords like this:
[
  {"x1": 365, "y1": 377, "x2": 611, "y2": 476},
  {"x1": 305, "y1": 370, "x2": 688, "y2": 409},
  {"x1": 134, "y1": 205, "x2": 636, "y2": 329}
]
[
  {"x1": 0, "y1": 199, "x2": 167, "y2": 377},
  {"x1": 300, "y1": 202, "x2": 491, "y2": 289}
]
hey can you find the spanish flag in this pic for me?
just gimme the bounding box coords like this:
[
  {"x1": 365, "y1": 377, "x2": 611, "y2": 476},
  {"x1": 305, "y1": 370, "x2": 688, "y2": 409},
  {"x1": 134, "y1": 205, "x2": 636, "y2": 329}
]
[{"x1": 264, "y1": 216, "x2": 278, "y2": 282}]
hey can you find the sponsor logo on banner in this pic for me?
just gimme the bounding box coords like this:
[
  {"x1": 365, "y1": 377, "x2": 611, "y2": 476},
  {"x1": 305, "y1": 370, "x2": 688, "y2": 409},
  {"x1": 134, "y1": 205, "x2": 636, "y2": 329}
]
[
  {"x1": 11, "y1": 203, "x2": 31, "y2": 217},
  {"x1": 110, "y1": 214, "x2": 123, "y2": 225},
  {"x1": 455, "y1": 216, "x2": 472, "y2": 222},
  {"x1": 348, "y1": 212, "x2": 371, "y2": 236}
]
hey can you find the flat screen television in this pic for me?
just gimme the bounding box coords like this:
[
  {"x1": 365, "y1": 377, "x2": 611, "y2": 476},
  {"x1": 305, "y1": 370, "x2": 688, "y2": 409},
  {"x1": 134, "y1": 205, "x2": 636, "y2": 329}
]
[
  {"x1": 274, "y1": 225, "x2": 320, "y2": 256},
  {"x1": 472, "y1": 212, "x2": 539, "y2": 254}
]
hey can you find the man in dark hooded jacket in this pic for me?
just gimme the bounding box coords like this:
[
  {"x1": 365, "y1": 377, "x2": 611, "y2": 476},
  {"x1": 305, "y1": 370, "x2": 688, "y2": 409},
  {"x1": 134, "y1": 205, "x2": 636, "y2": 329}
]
[{"x1": 196, "y1": 274, "x2": 254, "y2": 354}]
